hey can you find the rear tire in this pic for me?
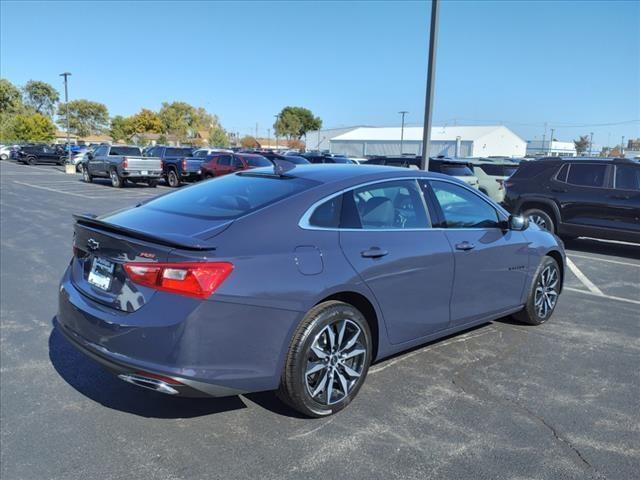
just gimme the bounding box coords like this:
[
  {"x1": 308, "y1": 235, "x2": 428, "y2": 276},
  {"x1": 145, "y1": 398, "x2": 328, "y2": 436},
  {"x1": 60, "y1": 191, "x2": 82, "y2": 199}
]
[
  {"x1": 167, "y1": 169, "x2": 180, "y2": 188},
  {"x1": 513, "y1": 256, "x2": 560, "y2": 325},
  {"x1": 110, "y1": 168, "x2": 124, "y2": 188},
  {"x1": 523, "y1": 208, "x2": 555, "y2": 233},
  {"x1": 277, "y1": 301, "x2": 372, "y2": 417}
]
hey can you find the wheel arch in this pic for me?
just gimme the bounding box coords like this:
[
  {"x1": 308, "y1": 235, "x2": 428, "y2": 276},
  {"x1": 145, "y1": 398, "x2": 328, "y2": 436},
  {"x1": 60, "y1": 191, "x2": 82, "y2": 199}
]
[
  {"x1": 520, "y1": 198, "x2": 561, "y2": 225},
  {"x1": 315, "y1": 291, "x2": 380, "y2": 361},
  {"x1": 545, "y1": 249, "x2": 565, "y2": 293}
]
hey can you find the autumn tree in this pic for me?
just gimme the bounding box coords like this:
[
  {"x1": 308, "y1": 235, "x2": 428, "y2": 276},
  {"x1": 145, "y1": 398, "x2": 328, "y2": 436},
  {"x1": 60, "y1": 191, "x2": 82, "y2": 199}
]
[{"x1": 240, "y1": 135, "x2": 259, "y2": 149}]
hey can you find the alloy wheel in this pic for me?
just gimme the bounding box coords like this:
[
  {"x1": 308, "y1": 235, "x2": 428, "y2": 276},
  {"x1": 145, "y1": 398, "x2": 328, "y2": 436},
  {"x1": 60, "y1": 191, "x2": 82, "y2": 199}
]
[
  {"x1": 529, "y1": 214, "x2": 547, "y2": 230},
  {"x1": 534, "y1": 265, "x2": 559, "y2": 319},
  {"x1": 305, "y1": 318, "x2": 367, "y2": 405}
]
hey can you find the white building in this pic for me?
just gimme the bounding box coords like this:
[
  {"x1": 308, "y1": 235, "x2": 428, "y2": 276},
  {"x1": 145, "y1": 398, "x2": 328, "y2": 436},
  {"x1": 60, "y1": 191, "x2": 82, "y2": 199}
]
[
  {"x1": 526, "y1": 139, "x2": 576, "y2": 157},
  {"x1": 305, "y1": 126, "x2": 370, "y2": 152},
  {"x1": 323, "y1": 125, "x2": 526, "y2": 158}
]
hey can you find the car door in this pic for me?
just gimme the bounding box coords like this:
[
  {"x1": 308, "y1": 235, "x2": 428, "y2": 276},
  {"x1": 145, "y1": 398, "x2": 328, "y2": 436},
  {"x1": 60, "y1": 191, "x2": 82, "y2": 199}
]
[
  {"x1": 338, "y1": 179, "x2": 454, "y2": 344},
  {"x1": 604, "y1": 163, "x2": 640, "y2": 234},
  {"x1": 216, "y1": 155, "x2": 233, "y2": 176},
  {"x1": 424, "y1": 179, "x2": 529, "y2": 326},
  {"x1": 90, "y1": 145, "x2": 108, "y2": 175},
  {"x1": 556, "y1": 162, "x2": 611, "y2": 230}
]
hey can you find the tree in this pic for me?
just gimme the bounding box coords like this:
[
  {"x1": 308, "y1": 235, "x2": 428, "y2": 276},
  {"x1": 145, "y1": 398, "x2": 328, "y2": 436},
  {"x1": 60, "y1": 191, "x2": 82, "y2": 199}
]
[
  {"x1": 109, "y1": 115, "x2": 133, "y2": 143},
  {"x1": 208, "y1": 126, "x2": 229, "y2": 147},
  {"x1": 57, "y1": 100, "x2": 109, "y2": 137},
  {"x1": 23, "y1": 80, "x2": 59, "y2": 117},
  {"x1": 129, "y1": 108, "x2": 163, "y2": 134},
  {"x1": 0, "y1": 79, "x2": 23, "y2": 115},
  {"x1": 573, "y1": 135, "x2": 590, "y2": 155},
  {"x1": 274, "y1": 106, "x2": 322, "y2": 139},
  {"x1": 158, "y1": 101, "x2": 198, "y2": 141},
  {"x1": 4, "y1": 113, "x2": 56, "y2": 142},
  {"x1": 240, "y1": 135, "x2": 259, "y2": 149}
]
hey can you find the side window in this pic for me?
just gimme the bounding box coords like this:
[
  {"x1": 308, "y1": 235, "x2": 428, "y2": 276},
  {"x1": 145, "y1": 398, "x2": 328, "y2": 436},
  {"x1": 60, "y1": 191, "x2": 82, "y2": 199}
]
[
  {"x1": 555, "y1": 163, "x2": 569, "y2": 182},
  {"x1": 615, "y1": 165, "x2": 640, "y2": 190},
  {"x1": 342, "y1": 180, "x2": 429, "y2": 229},
  {"x1": 95, "y1": 146, "x2": 108, "y2": 156},
  {"x1": 308, "y1": 196, "x2": 343, "y2": 228},
  {"x1": 232, "y1": 156, "x2": 244, "y2": 168},
  {"x1": 566, "y1": 164, "x2": 607, "y2": 187},
  {"x1": 430, "y1": 180, "x2": 500, "y2": 229},
  {"x1": 218, "y1": 155, "x2": 231, "y2": 166}
]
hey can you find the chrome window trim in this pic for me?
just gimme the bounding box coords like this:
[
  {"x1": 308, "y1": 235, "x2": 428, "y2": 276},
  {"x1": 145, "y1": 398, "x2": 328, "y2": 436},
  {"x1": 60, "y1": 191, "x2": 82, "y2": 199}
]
[{"x1": 298, "y1": 176, "x2": 507, "y2": 232}]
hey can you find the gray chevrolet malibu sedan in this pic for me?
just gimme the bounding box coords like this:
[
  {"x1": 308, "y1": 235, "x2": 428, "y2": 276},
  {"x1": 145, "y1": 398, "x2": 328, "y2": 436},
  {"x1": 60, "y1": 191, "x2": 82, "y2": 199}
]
[{"x1": 57, "y1": 164, "x2": 565, "y2": 417}]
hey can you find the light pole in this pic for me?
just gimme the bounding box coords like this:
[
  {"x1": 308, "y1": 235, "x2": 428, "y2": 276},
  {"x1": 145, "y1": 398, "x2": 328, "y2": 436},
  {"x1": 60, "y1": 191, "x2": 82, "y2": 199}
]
[
  {"x1": 589, "y1": 132, "x2": 594, "y2": 156},
  {"x1": 274, "y1": 114, "x2": 279, "y2": 150},
  {"x1": 420, "y1": 0, "x2": 440, "y2": 170},
  {"x1": 60, "y1": 72, "x2": 74, "y2": 173},
  {"x1": 399, "y1": 111, "x2": 408, "y2": 155},
  {"x1": 549, "y1": 128, "x2": 555, "y2": 155}
]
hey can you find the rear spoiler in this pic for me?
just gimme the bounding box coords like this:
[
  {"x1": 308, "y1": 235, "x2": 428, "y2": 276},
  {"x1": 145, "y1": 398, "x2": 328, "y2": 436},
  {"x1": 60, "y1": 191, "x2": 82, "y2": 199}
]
[{"x1": 73, "y1": 214, "x2": 216, "y2": 251}]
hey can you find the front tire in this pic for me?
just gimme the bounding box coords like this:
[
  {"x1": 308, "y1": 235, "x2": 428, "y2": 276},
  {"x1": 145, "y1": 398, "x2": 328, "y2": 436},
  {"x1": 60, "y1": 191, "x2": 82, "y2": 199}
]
[
  {"x1": 277, "y1": 301, "x2": 372, "y2": 417},
  {"x1": 514, "y1": 256, "x2": 561, "y2": 325},
  {"x1": 82, "y1": 166, "x2": 93, "y2": 183},
  {"x1": 523, "y1": 208, "x2": 555, "y2": 233},
  {"x1": 27, "y1": 156, "x2": 37, "y2": 166}
]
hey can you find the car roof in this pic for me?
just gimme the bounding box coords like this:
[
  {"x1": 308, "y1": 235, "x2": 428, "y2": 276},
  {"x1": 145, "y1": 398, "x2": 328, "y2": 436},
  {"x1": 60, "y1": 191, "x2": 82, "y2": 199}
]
[{"x1": 534, "y1": 156, "x2": 633, "y2": 164}]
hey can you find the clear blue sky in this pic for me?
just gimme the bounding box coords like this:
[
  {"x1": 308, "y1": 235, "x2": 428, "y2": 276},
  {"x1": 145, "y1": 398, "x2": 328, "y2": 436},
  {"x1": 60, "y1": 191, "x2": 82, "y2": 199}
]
[{"x1": 1, "y1": 0, "x2": 638, "y2": 146}]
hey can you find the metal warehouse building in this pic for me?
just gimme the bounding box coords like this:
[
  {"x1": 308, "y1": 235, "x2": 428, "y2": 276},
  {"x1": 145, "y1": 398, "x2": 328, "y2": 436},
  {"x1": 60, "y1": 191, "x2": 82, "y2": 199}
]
[{"x1": 308, "y1": 125, "x2": 527, "y2": 158}]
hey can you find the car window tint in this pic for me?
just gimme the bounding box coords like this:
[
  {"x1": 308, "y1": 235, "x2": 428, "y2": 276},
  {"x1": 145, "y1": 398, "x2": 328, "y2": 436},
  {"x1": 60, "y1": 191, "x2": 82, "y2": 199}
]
[
  {"x1": 440, "y1": 164, "x2": 474, "y2": 176},
  {"x1": 309, "y1": 196, "x2": 343, "y2": 228},
  {"x1": 218, "y1": 155, "x2": 231, "y2": 166},
  {"x1": 615, "y1": 165, "x2": 640, "y2": 190},
  {"x1": 165, "y1": 148, "x2": 192, "y2": 157},
  {"x1": 478, "y1": 164, "x2": 519, "y2": 176},
  {"x1": 343, "y1": 180, "x2": 429, "y2": 229},
  {"x1": 95, "y1": 146, "x2": 108, "y2": 156},
  {"x1": 244, "y1": 155, "x2": 271, "y2": 167},
  {"x1": 430, "y1": 180, "x2": 500, "y2": 229},
  {"x1": 109, "y1": 146, "x2": 141, "y2": 156},
  {"x1": 144, "y1": 173, "x2": 319, "y2": 220},
  {"x1": 556, "y1": 163, "x2": 569, "y2": 182},
  {"x1": 566, "y1": 164, "x2": 607, "y2": 187}
]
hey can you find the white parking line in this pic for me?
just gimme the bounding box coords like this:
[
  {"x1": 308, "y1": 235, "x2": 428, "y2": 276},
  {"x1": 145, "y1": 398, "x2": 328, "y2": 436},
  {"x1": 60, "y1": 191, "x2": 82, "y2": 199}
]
[
  {"x1": 12, "y1": 180, "x2": 95, "y2": 199},
  {"x1": 565, "y1": 287, "x2": 640, "y2": 306},
  {"x1": 568, "y1": 253, "x2": 640, "y2": 268},
  {"x1": 566, "y1": 257, "x2": 604, "y2": 296}
]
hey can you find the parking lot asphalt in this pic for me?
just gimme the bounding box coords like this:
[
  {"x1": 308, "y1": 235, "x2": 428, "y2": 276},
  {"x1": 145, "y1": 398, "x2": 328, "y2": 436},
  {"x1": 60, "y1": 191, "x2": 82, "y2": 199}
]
[{"x1": 1, "y1": 160, "x2": 639, "y2": 480}]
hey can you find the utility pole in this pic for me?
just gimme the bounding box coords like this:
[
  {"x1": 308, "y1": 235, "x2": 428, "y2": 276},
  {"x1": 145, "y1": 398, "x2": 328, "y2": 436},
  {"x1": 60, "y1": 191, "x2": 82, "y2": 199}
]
[
  {"x1": 589, "y1": 132, "x2": 594, "y2": 156},
  {"x1": 420, "y1": 0, "x2": 440, "y2": 170},
  {"x1": 399, "y1": 111, "x2": 408, "y2": 155},
  {"x1": 549, "y1": 128, "x2": 555, "y2": 155},
  {"x1": 274, "y1": 114, "x2": 279, "y2": 150},
  {"x1": 267, "y1": 128, "x2": 271, "y2": 149},
  {"x1": 541, "y1": 122, "x2": 547, "y2": 157},
  {"x1": 60, "y1": 72, "x2": 73, "y2": 173}
]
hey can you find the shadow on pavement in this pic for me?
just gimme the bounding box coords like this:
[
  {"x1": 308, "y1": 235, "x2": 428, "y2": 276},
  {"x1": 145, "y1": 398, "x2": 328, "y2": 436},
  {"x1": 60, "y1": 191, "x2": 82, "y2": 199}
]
[
  {"x1": 564, "y1": 237, "x2": 640, "y2": 261},
  {"x1": 48, "y1": 324, "x2": 248, "y2": 418}
]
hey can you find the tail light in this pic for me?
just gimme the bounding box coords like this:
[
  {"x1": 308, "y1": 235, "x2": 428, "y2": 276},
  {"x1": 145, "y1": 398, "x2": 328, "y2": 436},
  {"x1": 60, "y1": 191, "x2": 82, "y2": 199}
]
[
  {"x1": 122, "y1": 157, "x2": 128, "y2": 169},
  {"x1": 181, "y1": 158, "x2": 187, "y2": 170},
  {"x1": 123, "y1": 262, "x2": 233, "y2": 299},
  {"x1": 160, "y1": 160, "x2": 164, "y2": 169}
]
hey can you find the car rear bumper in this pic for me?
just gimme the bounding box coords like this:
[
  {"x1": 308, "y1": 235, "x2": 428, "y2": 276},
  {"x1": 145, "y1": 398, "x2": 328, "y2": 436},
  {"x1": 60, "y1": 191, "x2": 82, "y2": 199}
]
[
  {"x1": 121, "y1": 169, "x2": 163, "y2": 179},
  {"x1": 57, "y1": 265, "x2": 302, "y2": 397}
]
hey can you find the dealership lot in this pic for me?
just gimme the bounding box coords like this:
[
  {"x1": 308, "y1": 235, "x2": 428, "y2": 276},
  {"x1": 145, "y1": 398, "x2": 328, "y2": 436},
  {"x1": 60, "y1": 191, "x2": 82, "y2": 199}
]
[{"x1": 1, "y1": 160, "x2": 638, "y2": 480}]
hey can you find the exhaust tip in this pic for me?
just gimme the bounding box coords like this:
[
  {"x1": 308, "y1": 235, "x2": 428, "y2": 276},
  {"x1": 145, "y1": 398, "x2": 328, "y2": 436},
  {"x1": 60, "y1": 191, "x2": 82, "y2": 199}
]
[{"x1": 117, "y1": 373, "x2": 180, "y2": 395}]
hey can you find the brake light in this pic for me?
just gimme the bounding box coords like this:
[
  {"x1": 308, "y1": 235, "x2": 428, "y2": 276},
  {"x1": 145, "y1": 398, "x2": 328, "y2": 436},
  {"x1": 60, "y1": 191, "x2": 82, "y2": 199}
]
[
  {"x1": 181, "y1": 158, "x2": 187, "y2": 170},
  {"x1": 122, "y1": 157, "x2": 128, "y2": 169},
  {"x1": 123, "y1": 262, "x2": 233, "y2": 299},
  {"x1": 160, "y1": 160, "x2": 164, "y2": 169}
]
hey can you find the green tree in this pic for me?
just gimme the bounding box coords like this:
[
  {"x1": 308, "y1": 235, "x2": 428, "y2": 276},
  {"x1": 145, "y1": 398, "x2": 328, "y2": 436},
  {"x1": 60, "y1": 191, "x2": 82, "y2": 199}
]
[
  {"x1": 573, "y1": 135, "x2": 590, "y2": 155},
  {"x1": 5, "y1": 113, "x2": 56, "y2": 142},
  {"x1": 158, "y1": 101, "x2": 198, "y2": 141},
  {"x1": 208, "y1": 126, "x2": 230, "y2": 147},
  {"x1": 57, "y1": 100, "x2": 109, "y2": 137},
  {"x1": 109, "y1": 115, "x2": 134, "y2": 143},
  {"x1": 0, "y1": 79, "x2": 23, "y2": 115},
  {"x1": 274, "y1": 106, "x2": 322, "y2": 139},
  {"x1": 23, "y1": 80, "x2": 59, "y2": 117}
]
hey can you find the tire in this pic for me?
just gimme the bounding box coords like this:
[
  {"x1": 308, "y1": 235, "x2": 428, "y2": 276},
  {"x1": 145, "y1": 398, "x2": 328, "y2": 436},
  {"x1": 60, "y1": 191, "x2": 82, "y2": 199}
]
[
  {"x1": 277, "y1": 301, "x2": 372, "y2": 417},
  {"x1": 82, "y1": 166, "x2": 92, "y2": 183},
  {"x1": 523, "y1": 208, "x2": 555, "y2": 233},
  {"x1": 513, "y1": 256, "x2": 561, "y2": 326},
  {"x1": 57, "y1": 156, "x2": 66, "y2": 166},
  {"x1": 110, "y1": 168, "x2": 124, "y2": 188},
  {"x1": 76, "y1": 163, "x2": 83, "y2": 174},
  {"x1": 148, "y1": 179, "x2": 158, "y2": 188},
  {"x1": 1, "y1": 154, "x2": 8, "y2": 161},
  {"x1": 167, "y1": 169, "x2": 180, "y2": 188},
  {"x1": 27, "y1": 156, "x2": 37, "y2": 166}
]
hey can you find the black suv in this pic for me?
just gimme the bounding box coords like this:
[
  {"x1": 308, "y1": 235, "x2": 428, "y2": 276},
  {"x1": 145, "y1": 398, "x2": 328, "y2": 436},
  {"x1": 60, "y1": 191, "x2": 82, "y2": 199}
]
[
  {"x1": 503, "y1": 157, "x2": 640, "y2": 243},
  {"x1": 17, "y1": 144, "x2": 66, "y2": 165}
]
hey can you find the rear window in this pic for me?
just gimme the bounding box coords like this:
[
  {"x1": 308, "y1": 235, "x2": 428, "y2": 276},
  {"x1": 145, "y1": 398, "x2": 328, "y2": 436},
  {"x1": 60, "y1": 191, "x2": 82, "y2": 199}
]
[
  {"x1": 165, "y1": 148, "x2": 193, "y2": 157},
  {"x1": 143, "y1": 173, "x2": 319, "y2": 220},
  {"x1": 440, "y1": 164, "x2": 474, "y2": 176},
  {"x1": 478, "y1": 164, "x2": 518, "y2": 176},
  {"x1": 242, "y1": 155, "x2": 272, "y2": 167},
  {"x1": 109, "y1": 146, "x2": 141, "y2": 156},
  {"x1": 509, "y1": 161, "x2": 554, "y2": 179}
]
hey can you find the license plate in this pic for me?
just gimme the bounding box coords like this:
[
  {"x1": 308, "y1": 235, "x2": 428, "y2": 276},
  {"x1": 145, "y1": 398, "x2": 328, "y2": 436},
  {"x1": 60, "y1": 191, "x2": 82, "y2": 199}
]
[
  {"x1": 88, "y1": 257, "x2": 115, "y2": 291},
  {"x1": 141, "y1": 170, "x2": 148, "y2": 175}
]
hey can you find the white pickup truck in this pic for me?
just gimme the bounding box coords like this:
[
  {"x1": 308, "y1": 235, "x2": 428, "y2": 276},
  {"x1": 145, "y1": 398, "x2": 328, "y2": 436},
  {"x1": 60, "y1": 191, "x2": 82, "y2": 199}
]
[{"x1": 82, "y1": 145, "x2": 163, "y2": 188}]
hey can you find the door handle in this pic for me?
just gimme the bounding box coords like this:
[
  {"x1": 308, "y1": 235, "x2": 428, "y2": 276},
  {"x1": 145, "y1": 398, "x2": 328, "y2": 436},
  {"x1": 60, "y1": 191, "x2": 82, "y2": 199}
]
[
  {"x1": 455, "y1": 241, "x2": 476, "y2": 251},
  {"x1": 360, "y1": 247, "x2": 388, "y2": 259}
]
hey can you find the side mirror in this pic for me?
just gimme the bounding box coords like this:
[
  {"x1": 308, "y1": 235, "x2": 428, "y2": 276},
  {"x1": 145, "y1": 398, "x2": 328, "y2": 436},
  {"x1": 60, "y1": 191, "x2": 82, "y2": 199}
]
[
  {"x1": 508, "y1": 214, "x2": 529, "y2": 231},
  {"x1": 87, "y1": 152, "x2": 94, "y2": 160}
]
